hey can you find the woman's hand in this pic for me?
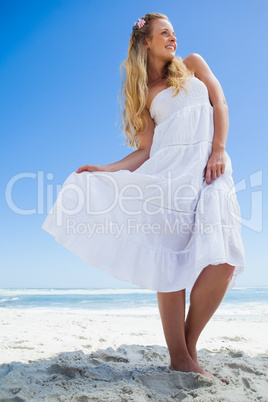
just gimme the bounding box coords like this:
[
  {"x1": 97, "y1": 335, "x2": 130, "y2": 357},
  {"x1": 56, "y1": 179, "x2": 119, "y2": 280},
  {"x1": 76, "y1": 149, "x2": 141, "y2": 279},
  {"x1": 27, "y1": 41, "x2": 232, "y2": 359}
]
[
  {"x1": 205, "y1": 150, "x2": 226, "y2": 185},
  {"x1": 76, "y1": 164, "x2": 106, "y2": 174}
]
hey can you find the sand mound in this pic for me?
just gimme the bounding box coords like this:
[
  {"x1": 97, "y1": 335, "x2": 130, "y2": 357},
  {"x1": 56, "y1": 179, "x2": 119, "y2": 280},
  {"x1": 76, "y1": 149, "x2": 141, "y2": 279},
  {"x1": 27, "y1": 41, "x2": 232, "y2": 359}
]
[{"x1": 0, "y1": 344, "x2": 267, "y2": 401}]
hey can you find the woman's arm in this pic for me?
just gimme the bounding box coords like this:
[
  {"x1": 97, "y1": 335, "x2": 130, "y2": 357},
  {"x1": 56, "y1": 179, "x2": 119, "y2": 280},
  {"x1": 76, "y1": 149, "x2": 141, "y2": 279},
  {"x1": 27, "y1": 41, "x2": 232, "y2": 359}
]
[
  {"x1": 183, "y1": 53, "x2": 228, "y2": 185},
  {"x1": 76, "y1": 108, "x2": 155, "y2": 174}
]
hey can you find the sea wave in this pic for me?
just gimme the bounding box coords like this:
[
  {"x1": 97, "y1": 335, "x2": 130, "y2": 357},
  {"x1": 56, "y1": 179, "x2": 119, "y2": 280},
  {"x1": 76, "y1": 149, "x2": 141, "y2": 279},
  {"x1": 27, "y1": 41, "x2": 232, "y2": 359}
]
[
  {"x1": 1, "y1": 287, "x2": 267, "y2": 297},
  {"x1": 0, "y1": 288, "x2": 154, "y2": 296},
  {"x1": 0, "y1": 297, "x2": 20, "y2": 302}
]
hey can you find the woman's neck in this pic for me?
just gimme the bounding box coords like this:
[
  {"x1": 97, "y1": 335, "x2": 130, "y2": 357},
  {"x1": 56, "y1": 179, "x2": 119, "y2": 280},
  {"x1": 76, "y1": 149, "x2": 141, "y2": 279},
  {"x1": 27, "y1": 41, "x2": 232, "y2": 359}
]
[
  {"x1": 147, "y1": 64, "x2": 166, "y2": 86},
  {"x1": 148, "y1": 76, "x2": 165, "y2": 85}
]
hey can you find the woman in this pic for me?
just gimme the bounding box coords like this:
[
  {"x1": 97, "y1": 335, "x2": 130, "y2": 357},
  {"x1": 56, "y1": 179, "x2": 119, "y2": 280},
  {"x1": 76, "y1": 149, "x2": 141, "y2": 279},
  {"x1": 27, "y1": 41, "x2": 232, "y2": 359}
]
[{"x1": 42, "y1": 13, "x2": 245, "y2": 377}]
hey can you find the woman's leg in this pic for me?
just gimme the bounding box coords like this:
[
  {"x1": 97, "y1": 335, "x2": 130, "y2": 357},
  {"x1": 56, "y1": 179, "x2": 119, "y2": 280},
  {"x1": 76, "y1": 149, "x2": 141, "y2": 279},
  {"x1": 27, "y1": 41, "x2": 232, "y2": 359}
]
[
  {"x1": 185, "y1": 263, "x2": 235, "y2": 363},
  {"x1": 157, "y1": 289, "x2": 212, "y2": 376}
]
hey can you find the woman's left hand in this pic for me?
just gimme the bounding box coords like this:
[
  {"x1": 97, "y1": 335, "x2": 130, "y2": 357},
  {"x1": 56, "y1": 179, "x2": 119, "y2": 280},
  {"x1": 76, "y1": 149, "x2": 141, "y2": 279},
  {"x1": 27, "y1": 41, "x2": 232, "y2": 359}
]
[{"x1": 205, "y1": 150, "x2": 226, "y2": 185}]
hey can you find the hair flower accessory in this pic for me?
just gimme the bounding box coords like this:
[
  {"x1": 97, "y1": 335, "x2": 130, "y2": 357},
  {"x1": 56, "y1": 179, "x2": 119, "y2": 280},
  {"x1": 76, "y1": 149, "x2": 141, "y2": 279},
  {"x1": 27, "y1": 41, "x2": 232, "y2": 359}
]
[{"x1": 136, "y1": 18, "x2": 146, "y2": 28}]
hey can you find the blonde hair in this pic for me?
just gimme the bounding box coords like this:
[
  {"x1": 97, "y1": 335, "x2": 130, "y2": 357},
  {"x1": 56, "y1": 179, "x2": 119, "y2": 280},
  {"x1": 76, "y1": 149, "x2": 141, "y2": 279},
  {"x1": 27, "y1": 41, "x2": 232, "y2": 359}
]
[{"x1": 119, "y1": 12, "x2": 193, "y2": 149}]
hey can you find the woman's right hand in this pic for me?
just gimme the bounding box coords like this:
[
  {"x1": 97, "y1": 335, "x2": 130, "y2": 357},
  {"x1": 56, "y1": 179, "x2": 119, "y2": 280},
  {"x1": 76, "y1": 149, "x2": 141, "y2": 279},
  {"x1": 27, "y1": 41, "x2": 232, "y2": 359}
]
[{"x1": 76, "y1": 164, "x2": 106, "y2": 174}]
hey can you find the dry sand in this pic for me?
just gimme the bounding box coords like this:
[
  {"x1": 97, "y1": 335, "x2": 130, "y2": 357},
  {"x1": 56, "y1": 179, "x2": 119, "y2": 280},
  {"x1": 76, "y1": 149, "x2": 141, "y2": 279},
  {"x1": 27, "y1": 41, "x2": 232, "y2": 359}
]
[{"x1": 0, "y1": 308, "x2": 267, "y2": 401}]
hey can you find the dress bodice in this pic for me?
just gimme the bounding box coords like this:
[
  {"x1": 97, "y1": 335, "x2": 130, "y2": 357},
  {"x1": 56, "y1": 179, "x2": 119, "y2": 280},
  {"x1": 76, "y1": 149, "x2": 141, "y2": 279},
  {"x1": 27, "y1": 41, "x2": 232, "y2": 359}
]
[{"x1": 149, "y1": 76, "x2": 212, "y2": 125}]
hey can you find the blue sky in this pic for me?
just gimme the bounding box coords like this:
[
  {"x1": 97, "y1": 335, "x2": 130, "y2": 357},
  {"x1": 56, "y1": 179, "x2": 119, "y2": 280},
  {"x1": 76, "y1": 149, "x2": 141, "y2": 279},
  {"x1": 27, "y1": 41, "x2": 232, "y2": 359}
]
[{"x1": 1, "y1": 0, "x2": 267, "y2": 288}]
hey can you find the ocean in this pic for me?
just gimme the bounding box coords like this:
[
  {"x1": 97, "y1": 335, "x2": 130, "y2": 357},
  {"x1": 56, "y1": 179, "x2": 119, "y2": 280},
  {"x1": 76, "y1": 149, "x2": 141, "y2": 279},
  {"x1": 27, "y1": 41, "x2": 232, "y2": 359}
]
[{"x1": 0, "y1": 288, "x2": 267, "y2": 319}]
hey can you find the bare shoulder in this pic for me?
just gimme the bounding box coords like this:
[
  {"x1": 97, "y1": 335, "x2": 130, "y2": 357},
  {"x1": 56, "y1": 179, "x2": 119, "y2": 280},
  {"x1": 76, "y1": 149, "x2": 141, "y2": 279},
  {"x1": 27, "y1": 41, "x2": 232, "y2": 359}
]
[
  {"x1": 183, "y1": 53, "x2": 212, "y2": 79},
  {"x1": 183, "y1": 53, "x2": 227, "y2": 106}
]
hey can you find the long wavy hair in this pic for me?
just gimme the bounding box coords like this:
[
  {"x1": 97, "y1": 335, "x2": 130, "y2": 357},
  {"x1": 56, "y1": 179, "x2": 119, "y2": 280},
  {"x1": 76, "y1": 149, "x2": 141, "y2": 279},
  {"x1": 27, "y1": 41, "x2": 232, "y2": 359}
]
[{"x1": 119, "y1": 12, "x2": 193, "y2": 149}]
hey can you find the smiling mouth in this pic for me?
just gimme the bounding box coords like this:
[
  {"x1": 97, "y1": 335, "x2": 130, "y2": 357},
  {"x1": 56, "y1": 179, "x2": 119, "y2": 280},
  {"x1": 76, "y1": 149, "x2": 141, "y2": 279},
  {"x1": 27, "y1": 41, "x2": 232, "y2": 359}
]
[{"x1": 165, "y1": 46, "x2": 175, "y2": 50}]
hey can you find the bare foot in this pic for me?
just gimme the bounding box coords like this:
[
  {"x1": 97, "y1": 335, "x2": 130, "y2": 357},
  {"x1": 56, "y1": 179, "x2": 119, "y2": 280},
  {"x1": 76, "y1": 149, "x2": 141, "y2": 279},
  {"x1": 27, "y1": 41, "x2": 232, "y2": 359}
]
[{"x1": 169, "y1": 357, "x2": 213, "y2": 378}]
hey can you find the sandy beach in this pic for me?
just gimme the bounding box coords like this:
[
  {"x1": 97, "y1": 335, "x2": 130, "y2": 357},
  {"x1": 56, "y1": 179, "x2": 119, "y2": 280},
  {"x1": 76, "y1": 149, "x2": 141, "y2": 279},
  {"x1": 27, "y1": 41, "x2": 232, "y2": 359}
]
[{"x1": 0, "y1": 307, "x2": 267, "y2": 401}]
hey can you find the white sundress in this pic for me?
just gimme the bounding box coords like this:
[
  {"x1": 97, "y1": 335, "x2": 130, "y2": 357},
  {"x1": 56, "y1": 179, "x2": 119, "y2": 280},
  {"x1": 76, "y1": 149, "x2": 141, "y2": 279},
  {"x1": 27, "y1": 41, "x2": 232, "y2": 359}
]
[{"x1": 41, "y1": 76, "x2": 245, "y2": 292}]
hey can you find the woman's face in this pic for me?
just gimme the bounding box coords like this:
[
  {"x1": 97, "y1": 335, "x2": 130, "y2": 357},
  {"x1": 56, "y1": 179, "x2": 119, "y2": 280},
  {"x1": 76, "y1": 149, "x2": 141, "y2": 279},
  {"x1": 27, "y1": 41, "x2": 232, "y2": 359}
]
[{"x1": 145, "y1": 18, "x2": 177, "y2": 62}]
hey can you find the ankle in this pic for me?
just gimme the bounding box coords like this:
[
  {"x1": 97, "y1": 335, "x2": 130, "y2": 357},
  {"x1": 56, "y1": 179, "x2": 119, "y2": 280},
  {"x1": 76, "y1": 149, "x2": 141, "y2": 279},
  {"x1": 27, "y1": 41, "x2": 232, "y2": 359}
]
[
  {"x1": 170, "y1": 354, "x2": 191, "y2": 367},
  {"x1": 185, "y1": 337, "x2": 198, "y2": 363}
]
